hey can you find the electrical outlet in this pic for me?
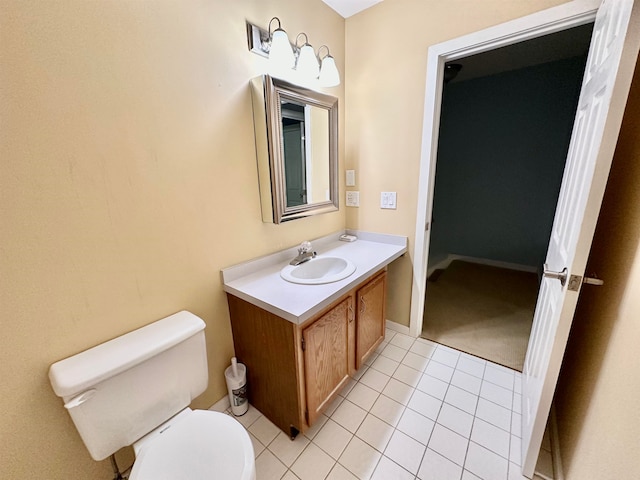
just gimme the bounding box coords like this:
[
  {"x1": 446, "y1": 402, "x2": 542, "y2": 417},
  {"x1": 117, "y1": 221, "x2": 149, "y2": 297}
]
[{"x1": 346, "y1": 191, "x2": 360, "y2": 207}]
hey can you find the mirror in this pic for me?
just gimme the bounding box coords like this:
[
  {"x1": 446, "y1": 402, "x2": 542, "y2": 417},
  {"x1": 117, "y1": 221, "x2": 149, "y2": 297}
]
[{"x1": 250, "y1": 75, "x2": 338, "y2": 223}]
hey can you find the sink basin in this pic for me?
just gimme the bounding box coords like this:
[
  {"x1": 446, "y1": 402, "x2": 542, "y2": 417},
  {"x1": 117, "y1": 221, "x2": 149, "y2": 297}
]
[{"x1": 280, "y1": 257, "x2": 356, "y2": 285}]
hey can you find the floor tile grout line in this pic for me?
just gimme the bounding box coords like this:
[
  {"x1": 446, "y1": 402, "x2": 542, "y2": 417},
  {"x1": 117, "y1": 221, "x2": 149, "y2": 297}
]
[
  {"x1": 481, "y1": 375, "x2": 517, "y2": 392},
  {"x1": 369, "y1": 358, "x2": 401, "y2": 378},
  {"x1": 380, "y1": 452, "x2": 420, "y2": 479},
  {"x1": 457, "y1": 349, "x2": 488, "y2": 477},
  {"x1": 298, "y1": 432, "x2": 370, "y2": 480},
  {"x1": 468, "y1": 438, "x2": 514, "y2": 464},
  {"x1": 474, "y1": 404, "x2": 517, "y2": 435},
  {"x1": 437, "y1": 400, "x2": 476, "y2": 432},
  {"x1": 508, "y1": 382, "x2": 519, "y2": 466},
  {"x1": 361, "y1": 393, "x2": 406, "y2": 428},
  {"x1": 304, "y1": 421, "x2": 351, "y2": 466},
  {"x1": 332, "y1": 434, "x2": 383, "y2": 480},
  {"x1": 411, "y1": 397, "x2": 441, "y2": 477},
  {"x1": 381, "y1": 432, "x2": 425, "y2": 478},
  {"x1": 476, "y1": 392, "x2": 515, "y2": 412},
  {"x1": 420, "y1": 446, "x2": 466, "y2": 480},
  {"x1": 362, "y1": 373, "x2": 441, "y2": 456}
]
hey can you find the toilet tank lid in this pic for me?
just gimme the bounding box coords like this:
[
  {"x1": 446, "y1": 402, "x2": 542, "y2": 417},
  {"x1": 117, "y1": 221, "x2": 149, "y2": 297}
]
[{"x1": 49, "y1": 311, "x2": 205, "y2": 398}]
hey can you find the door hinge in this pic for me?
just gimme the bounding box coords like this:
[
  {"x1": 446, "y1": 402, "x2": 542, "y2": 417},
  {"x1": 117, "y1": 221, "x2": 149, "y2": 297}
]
[
  {"x1": 301, "y1": 337, "x2": 305, "y2": 351},
  {"x1": 425, "y1": 221, "x2": 430, "y2": 231}
]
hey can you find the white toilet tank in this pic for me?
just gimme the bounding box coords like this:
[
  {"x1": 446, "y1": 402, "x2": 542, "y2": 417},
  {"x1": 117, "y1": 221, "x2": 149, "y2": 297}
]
[{"x1": 49, "y1": 311, "x2": 208, "y2": 461}]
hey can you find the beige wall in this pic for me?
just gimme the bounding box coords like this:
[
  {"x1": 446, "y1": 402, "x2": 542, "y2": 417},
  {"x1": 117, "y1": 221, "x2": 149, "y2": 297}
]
[
  {"x1": 344, "y1": 0, "x2": 567, "y2": 326},
  {"x1": 5, "y1": 0, "x2": 631, "y2": 477},
  {"x1": 554, "y1": 64, "x2": 640, "y2": 479},
  {"x1": 0, "y1": 1, "x2": 344, "y2": 477}
]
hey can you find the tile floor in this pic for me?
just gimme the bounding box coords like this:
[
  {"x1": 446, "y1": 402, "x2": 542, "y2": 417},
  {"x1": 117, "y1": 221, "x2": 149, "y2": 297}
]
[{"x1": 226, "y1": 329, "x2": 540, "y2": 480}]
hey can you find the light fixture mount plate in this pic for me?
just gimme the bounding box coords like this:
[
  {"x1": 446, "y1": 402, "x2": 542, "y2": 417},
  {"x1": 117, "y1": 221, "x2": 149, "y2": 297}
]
[{"x1": 246, "y1": 22, "x2": 271, "y2": 58}]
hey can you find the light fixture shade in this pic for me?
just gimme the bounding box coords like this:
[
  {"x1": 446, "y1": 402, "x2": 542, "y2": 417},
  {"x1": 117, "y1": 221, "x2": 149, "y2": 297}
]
[
  {"x1": 269, "y1": 29, "x2": 295, "y2": 71},
  {"x1": 296, "y1": 44, "x2": 320, "y2": 79},
  {"x1": 319, "y1": 55, "x2": 340, "y2": 87}
]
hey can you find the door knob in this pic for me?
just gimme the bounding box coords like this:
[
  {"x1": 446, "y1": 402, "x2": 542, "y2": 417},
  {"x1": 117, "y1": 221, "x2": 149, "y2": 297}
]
[{"x1": 543, "y1": 264, "x2": 568, "y2": 286}]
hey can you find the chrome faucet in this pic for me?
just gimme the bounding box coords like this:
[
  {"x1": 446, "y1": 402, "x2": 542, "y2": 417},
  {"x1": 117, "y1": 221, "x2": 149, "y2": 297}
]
[{"x1": 290, "y1": 241, "x2": 317, "y2": 266}]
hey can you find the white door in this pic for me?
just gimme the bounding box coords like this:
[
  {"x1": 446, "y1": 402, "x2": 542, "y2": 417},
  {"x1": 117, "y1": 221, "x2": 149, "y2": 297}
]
[{"x1": 522, "y1": 0, "x2": 640, "y2": 476}]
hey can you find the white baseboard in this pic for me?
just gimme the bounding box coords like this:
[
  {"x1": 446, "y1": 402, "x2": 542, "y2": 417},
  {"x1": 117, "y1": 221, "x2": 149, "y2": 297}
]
[
  {"x1": 427, "y1": 254, "x2": 538, "y2": 277},
  {"x1": 385, "y1": 319, "x2": 412, "y2": 336}
]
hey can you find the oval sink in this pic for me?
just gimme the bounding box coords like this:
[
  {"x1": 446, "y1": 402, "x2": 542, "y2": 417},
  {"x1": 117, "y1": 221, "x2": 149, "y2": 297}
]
[{"x1": 280, "y1": 257, "x2": 356, "y2": 285}]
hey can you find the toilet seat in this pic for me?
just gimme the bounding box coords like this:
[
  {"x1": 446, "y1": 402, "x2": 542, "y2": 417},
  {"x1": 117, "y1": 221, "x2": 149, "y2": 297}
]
[{"x1": 129, "y1": 409, "x2": 255, "y2": 480}]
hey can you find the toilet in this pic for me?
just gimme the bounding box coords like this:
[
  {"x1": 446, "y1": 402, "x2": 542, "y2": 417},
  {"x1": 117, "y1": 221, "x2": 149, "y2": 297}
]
[{"x1": 48, "y1": 311, "x2": 256, "y2": 480}]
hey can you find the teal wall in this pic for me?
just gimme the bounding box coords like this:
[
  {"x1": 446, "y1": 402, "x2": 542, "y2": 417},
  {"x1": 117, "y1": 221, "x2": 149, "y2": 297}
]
[{"x1": 429, "y1": 55, "x2": 588, "y2": 268}]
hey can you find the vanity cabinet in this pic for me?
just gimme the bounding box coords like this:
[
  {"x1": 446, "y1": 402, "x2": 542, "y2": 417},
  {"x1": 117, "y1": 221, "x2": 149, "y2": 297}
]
[
  {"x1": 355, "y1": 272, "x2": 387, "y2": 370},
  {"x1": 302, "y1": 296, "x2": 353, "y2": 426},
  {"x1": 226, "y1": 269, "x2": 387, "y2": 437}
]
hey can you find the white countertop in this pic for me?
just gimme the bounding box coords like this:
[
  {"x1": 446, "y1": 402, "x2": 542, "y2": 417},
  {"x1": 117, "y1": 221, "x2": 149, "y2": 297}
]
[{"x1": 221, "y1": 231, "x2": 407, "y2": 324}]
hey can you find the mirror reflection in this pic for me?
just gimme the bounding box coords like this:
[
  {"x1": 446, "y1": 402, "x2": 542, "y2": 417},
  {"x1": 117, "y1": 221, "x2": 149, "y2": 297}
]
[
  {"x1": 250, "y1": 75, "x2": 338, "y2": 224},
  {"x1": 281, "y1": 101, "x2": 330, "y2": 207}
]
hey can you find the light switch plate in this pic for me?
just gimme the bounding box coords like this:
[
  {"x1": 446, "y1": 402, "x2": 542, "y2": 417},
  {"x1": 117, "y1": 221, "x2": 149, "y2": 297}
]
[
  {"x1": 346, "y1": 191, "x2": 360, "y2": 207},
  {"x1": 381, "y1": 192, "x2": 397, "y2": 209},
  {"x1": 346, "y1": 170, "x2": 356, "y2": 187}
]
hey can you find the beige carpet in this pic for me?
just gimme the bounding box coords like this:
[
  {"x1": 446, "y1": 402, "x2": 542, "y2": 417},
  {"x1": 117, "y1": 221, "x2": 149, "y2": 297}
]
[{"x1": 422, "y1": 260, "x2": 539, "y2": 371}]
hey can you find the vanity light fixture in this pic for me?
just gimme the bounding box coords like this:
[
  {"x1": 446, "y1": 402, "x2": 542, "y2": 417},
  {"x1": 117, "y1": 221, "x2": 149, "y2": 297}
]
[
  {"x1": 267, "y1": 17, "x2": 295, "y2": 72},
  {"x1": 317, "y1": 45, "x2": 340, "y2": 87},
  {"x1": 246, "y1": 18, "x2": 340, "y2": 87},
  {"x1": 295, "y1": 33, "x2": 320, "y2": 79}
]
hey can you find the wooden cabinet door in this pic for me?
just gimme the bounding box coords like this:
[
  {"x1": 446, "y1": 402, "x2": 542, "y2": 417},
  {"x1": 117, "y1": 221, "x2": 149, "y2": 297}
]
[
  {"x1": 302, "y1": 296, "x2": 352, "y2": 426},
  {"x1": 356, "y1": 271, "x2": 387, "y2": 369}
]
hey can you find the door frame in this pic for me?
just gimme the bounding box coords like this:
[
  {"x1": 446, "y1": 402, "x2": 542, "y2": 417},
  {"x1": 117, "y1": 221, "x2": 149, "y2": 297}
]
[{"x1": 409, "y1": 0, "x2": 601, "y2": 338}]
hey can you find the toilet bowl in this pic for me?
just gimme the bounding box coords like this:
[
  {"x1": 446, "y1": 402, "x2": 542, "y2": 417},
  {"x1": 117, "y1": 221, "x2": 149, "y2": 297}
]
[
  {"x1": 48, "y1": 311, "x2": 256, "y2": 480},
  {"x1": 129, "y1": 408, "x2": 255, "y2": 480}
]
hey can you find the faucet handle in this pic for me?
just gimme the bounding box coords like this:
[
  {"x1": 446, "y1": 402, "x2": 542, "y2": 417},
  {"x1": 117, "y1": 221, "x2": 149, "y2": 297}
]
[{"x1": 299, "y1": 241, "x2": 312, "y2": 254}]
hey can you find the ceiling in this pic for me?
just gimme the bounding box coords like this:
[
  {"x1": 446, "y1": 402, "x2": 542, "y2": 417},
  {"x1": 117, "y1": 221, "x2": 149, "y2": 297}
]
[{"x1": 322, "y1": 0, "x2": 383, "y2": 18}]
